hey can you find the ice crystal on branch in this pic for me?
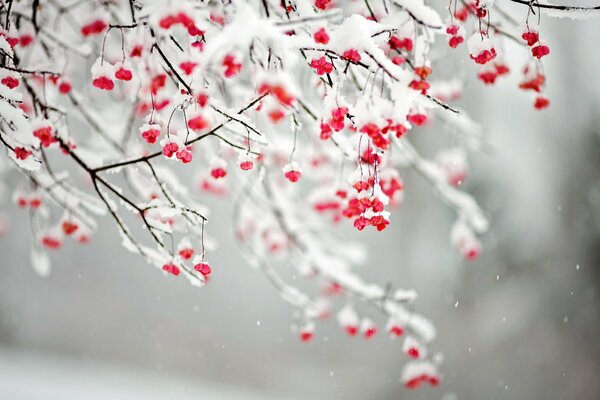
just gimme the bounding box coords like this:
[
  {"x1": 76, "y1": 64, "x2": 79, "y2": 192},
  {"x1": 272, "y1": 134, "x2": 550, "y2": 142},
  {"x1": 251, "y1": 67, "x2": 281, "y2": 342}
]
[{"x1": 0, "y1": 0, "x2": 597, "y2": 390}]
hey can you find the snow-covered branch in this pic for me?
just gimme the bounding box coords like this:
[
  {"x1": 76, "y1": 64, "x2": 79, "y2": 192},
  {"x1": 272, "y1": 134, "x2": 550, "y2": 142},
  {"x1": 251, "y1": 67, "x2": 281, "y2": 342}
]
[{"x1": 0, "y1": 0, "x2": 596, "y2": 391}]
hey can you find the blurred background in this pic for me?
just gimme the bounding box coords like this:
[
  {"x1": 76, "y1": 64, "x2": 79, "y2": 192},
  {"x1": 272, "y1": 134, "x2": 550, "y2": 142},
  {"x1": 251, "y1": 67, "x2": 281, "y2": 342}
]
[{"x1": 1, "y1": 6, "x2": 600, "y2": 400}]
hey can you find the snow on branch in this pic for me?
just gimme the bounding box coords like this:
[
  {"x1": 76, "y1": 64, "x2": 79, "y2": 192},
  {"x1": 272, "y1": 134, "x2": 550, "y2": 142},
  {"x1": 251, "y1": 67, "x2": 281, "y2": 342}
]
[
  {"x1": 507, "y1": 0, "x2": 600, "y2": 19},
  {"x1": 0, "y1": 0, "x2": 596, "y2": 390}
]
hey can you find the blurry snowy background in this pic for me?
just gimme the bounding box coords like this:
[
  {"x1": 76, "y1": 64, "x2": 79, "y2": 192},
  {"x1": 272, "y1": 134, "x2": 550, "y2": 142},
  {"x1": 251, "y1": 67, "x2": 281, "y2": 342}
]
[{"x1": 1, "y1": 6, "x2": 600, "y2": 400}]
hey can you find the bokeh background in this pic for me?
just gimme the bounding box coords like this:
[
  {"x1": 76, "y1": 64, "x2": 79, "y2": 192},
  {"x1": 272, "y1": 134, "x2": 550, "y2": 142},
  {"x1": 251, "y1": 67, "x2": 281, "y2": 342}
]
[{"x1": 1, "y1": 5, "x2": 600, "y2": 400}]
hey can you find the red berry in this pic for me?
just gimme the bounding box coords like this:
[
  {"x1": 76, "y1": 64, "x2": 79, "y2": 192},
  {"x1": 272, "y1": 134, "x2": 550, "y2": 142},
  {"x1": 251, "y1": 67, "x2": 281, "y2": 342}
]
[
  {"x1": 268, "y1": 109, "x2": 286, "y2": 123},
  {"x1": 92, "y1": 76, "x2": 114, "y2": 90},
  {"x1": 343, "y1": 49, "x2": 361, "y2": 63},
  {"x1": 320, "y1": 123, "x2": 333, "y2": 140},
  {"x1": 3, "y1": 35, "x2": 18, "y2": 48},
  {"x1": 115, "y1": 67, "x2": 133, "y2": 81},
  {"x1": 159, "y1": 15, "x2": 178, "y2": 30},
  {"x1": 407, "y1": 113, "x2": 427, "y2": 126},
  {"x1": 466, "y1": 246, "x2": 480, "y2": 260},
  {"x1": 211, "y1": 167, "x2": 227, "y2": 179},
  {"x1": 1, "y1": 76, "x2": 19, "y2": 89},
  {"x1": 449, "y1": 36, "x2": 464, "y2": 48},
  {"x1": 478, "y1": 71, "x2": 497, "y2": 85},
  {"x1": 197, "y1": 93, "x2": 209, "y2": 107},
  {"x1": 391, "y1": 56, "x2": 405, "y2": 65},
  {"x1": 162, "y1": 142, "x2": 179, "y2": 158},
  {"x1": 344, "y1": 325, "x2": 358, "y2": 336},
  {"x1": 495, "y1": 64, "x2": 510, "y2": 76},
  {"x1": 130, "y1": 45, "x2": 143, "y2": 57},
  {"x1": 284, "y1": 170, "x2": 301, "y2": 183},
  {"x1": 313, "y1": 28, "x2": 330, "y2": 44},
  {"x1": 310, "y1": 57, "x2": 333, "y2": 75},
  {"x1": 191, "y1": 41, "x2": 204, "y2": 50},
  {"x1": 162, "y1": 263, "x2": 180, "y2": 276},
  {"x1": 522, "y1": 31, "x2": 539, "y2": 47},
  {"x1": 30, "y1": 198, "x2": 42, "y2": 209},
  {"x1": 58, "y1": 81, "x2": 72, "y2": 94},
  {"x1": 532, "y1": 44, "x2": 550, "y2": 59},
  {"x1": 389, "y1": 36, "x2": 413, "y2": 52},
  {"x1": 194, "y1": 262, "x2": 212, "y2": 277},
  {"x1": 176, "y1": 148, "x2": 193, "y2": 164},
  {"x1": 446, "y1": 25, "x2": 460, "y2": 35},
  {"x1": 33, "y1": 126, "x2": 56, "y2": 147},
  {"x1": 81, "y1": 20, "x2": 107, "y2": 36},
  {"x1": 471, "y1": 48, "x2": 497, "y2": 65},
  {"x1": 62, "y1": 221, "x2": 79, "y2": 235},
  {"x1": 42, "y1": 236, "x2": 61, "y2": 250},
  {"x1": 179, "y1": 61, "x2": 198, "y2": 75},
  {"x1": 269, "y1": 85, "x2": 295, "y2": 106},
  {"x1": 150, "y1": 74, "x2": 167, "y2": 94},
  {"x1": 223, "y1": 55, "x2": 242, "y2": 78},
  {"x1": 19, "y1": 34, "x2": 34, "y2": 47},
  {"x1": 414, "y1": 66, "x2": 432, "y2": 80},
  {"x1": 240, "y1": 160, "x2": 254, "y2": 171},
  {"x1": 14, "y1": 147, "x2": 32, "y2": 160},
  {"x1": 389, "y1": 325, "x2": 404, "y2": 337},
  {"x1": 141, "y1": 128, "x2": 160, "y2": 144},
  {"x1": 188, "y1": 115, "x2": 208, "y2": 131},
  {"x1": 519, "y1": 73, "x2": 546, "y2": 92},
  {"x1": 407, "y1": 347, "x2": 420, "y2": 359},
  {"x1": 314, "y1": 0, "x2": 332, "y2": 10},
  {"x1": 409, "y1": 79, "x2": 430, "y2": 92},
  {"x1": 364, "y1": 327, "x2": 377, "y2": 339},
  {"x1": 178, "y1": 248, "x2": 194, "y2": 260},
  {"x1": 534, "y1": 96, "x2": 550, "y2": 110},
  {"x1": 405, "y1": 377, "x2": 421, "y2": 389}
]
